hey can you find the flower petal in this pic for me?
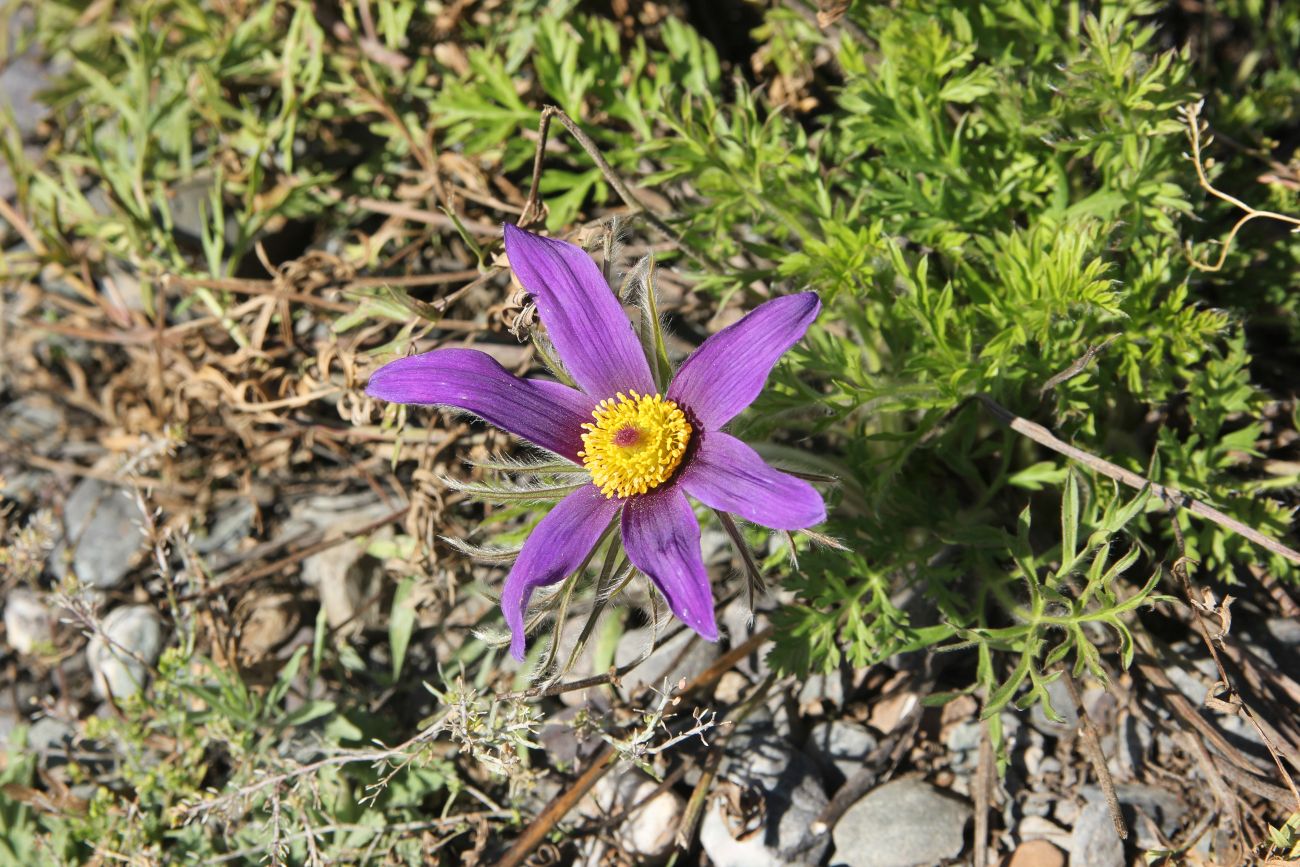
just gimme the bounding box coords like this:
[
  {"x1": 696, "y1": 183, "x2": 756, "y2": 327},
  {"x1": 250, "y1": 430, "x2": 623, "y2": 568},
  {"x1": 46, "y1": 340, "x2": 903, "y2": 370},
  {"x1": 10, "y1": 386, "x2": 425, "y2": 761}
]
[
  {"x1": 501, "y1": 485, "x2": 620, "y2": 660},
  {"x1": 681, "y1": 431, "x2": 826, "y2": 530},
  {"x1": 667, "y1": 291, "x2": 820, "y2": 430},
  {"x1": 366, "y1": 347, "x2": 593, "y2": 461},
  {"x1": 621, "y1": 487, "x2": 718, "y2": 642},
  {"x1": 503, "y1": 224, "x2": 654, "y2": 398}
]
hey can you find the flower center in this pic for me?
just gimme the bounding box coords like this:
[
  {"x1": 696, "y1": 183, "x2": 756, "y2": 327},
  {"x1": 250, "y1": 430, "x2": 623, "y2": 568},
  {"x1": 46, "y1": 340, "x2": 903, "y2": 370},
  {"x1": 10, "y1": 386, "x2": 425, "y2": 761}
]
[{"x1": 579, "y1": 391, "x2": 692, "y2": 499}]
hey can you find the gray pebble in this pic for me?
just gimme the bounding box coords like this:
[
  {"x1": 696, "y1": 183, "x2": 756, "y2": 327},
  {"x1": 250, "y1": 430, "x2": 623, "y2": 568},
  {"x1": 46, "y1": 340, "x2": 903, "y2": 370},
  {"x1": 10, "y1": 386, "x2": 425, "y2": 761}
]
[
  {"x1": 1068, "y1": 800, "x2": 1124, "y2": 867},
  {"x1": 4, "y1": 588, "x2": 51, "y2": 654},
  {"x1": 52, "y1": 480, "x2": 144, "y2": 591},
  {"x1": 88, "y1": 604, "x2": 163, "y2": 699},
  {"x1": 831, "y1": 777, "x2": 972, "y2": 867},
  {"x1": 807, "y1": 719, "x2": 878, "y2": 786},
  {"x1": 700, "y1": 732, "x2": 829, "y2": 866}
]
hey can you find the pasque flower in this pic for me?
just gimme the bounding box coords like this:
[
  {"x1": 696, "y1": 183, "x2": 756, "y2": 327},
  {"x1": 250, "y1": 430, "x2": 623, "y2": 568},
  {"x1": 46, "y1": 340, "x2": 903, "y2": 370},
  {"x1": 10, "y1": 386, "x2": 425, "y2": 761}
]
[{"x1": 367, "y1": 225, "x2": 825, "y2": 659}]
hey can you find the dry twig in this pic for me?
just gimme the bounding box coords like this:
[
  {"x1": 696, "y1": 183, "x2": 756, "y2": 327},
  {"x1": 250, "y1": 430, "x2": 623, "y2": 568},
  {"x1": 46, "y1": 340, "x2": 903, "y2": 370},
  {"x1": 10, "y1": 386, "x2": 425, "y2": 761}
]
[{"x1": 1182, "y1": 101, "x2": 1300, "y2": 272}]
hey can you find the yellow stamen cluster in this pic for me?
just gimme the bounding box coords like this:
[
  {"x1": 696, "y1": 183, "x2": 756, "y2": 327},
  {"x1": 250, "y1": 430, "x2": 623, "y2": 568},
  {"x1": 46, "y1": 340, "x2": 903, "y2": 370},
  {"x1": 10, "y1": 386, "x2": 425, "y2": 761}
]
[{"x1": 579, "y1": 391, "x2": 692, "y2": 499}]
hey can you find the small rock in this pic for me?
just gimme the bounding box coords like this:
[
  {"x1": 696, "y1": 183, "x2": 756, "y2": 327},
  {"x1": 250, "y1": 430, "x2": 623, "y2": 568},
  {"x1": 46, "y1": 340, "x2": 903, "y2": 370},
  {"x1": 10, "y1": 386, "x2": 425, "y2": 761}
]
[
  {"x1": 700, "y1": 732, "x2": 829, "y2": 866},
  {"x1": 52, "y1": 479, "x2": 144, "y2": 591},
  {"x1": 1080, "y1": 783, "x2": 1185, "y2": 849},
  {"x1": 1030, "y1": 677, "x2": 1078, "y2": 734},
  {"x1": 1068, "y1": 801, "x2": 1123, "y2": 867},
  {"x1": 233, "y1": 591, "x2": 300, "y2": 666},
  {"x1": 1052, "y1": 797, "x2": 1079, "y2": 828},
  {"x1": 1266, "y1": 617, "x2": 1300, "y2": 646},
  {"x1": 615, "y1": 625, "x2": 719, "y2": 697},
  {"x1": 166, "y1": 175, "x2": 241, "y2": 243},
  {"x1": 4, "y1": 588, "x2": 51, "y2": 654},
  {"x1": 1163, "y1": 663, "x2": 1208, "y2": 706},
  {"x1": 580, "y1": 768, "x2": 684, "y2": 864},
  {"x1": 715, "y1": 670, "x2": 750, "y2": 705},
  {"x1": 1117, "y1": 713, "x2": 1151, "y2": 779},
  {"x1": 87, "y1": 605, "x2": 163, "y2": 699},
  {"x1": 798, "y1": 668, "x2": 854, "y2": 710},
  {"x1": 0, "y1": 711, "x2": 18, "y2": 752},
  {"x1": 28, "y1": 716, "x2": 75, "y2": 758},
  {"x1": 831, "y1": 778, "x2": 972, "y2": 867},
  {"x1": 0, "y1": 55, "x2": 51, "y2": 139},
  {"x1": 867, "y1": 689, "x2": 919, "y2": 735},
  {"x1": 102, "y1": 261, "x2": 145, "y2": 315},
  {"x1": 720, "y1": 595, "x2": 771, "y2": 679},
  {"x1": 0, "y1": 396, "x2": 63, "y2": 446},
  {"x1": 193, "y1": 498, "x2": 257, "y2": 558},
  {"x1": 806, "y1": 720, "x2": 877, "y2": 786},
  {"x1": 301, "y1": 537, "x2": 385, "y2": 630},
  {"x1": 1017, "y1": 791, "x2": 1056, "y2": 820},
  {"x1": 1017, "y1": 815, "x2": 1070, "y2": 846},
  {"x1": 292, "y1": 494, "x2": 393, "y2": 630},
  {"x1": 1007, "y1": 839, "x2": 1066, "y2": 867},
  {"x1": 944, "y1": 718, "x2": 982, "y2": 775}
]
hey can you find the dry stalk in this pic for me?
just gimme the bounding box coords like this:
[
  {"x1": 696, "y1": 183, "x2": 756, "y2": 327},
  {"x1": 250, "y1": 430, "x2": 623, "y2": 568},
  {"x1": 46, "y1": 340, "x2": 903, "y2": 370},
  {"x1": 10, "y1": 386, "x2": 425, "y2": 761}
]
[{"x1": 1181, "y1": 101, "x2": 1300, "y2": 272}]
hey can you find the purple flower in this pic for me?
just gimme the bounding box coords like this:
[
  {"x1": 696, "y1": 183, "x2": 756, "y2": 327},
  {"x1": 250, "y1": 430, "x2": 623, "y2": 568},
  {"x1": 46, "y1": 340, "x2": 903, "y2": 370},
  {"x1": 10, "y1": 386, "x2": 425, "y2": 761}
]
[{"x1": 367, "y1": 225, "x2": 825, "y2": 660}]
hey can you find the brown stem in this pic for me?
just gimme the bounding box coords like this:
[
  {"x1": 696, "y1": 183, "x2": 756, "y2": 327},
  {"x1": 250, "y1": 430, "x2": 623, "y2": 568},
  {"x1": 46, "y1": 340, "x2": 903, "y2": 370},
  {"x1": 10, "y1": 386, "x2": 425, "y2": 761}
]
[{"x1": 1063, "y1": 671, "x2": 1127, "y2": 840}]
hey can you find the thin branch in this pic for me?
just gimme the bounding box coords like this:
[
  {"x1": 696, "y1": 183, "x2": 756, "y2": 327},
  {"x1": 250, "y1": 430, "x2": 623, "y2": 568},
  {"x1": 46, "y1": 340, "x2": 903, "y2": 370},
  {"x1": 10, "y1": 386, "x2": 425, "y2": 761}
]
[
  {"x1": 1168, "y1": 520, "x2": 1300, "y2": 811},
  {"x1": 517, "y1": 106, "x2": 715, "y2": 268},
  {"x1": 976, "y1": 394, "x2": 1300, "y2": 566},
  {"x1": 1063, "y1": 671, "x2": 1127, "y2": 840},
  {"x1": 1181, "y1": 101, "x2": 1300, "y2": 273},
  {"x1": 1038, "y1": 334, "x2": 1118, "y2": 397},
  {"x1": 973, "y1": 717, "x2": 994, "y2": 867}
]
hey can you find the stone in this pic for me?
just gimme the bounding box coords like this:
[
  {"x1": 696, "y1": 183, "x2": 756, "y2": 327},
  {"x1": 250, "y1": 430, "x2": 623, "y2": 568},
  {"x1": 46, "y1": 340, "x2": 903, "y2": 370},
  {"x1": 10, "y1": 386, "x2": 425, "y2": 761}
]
[
  {"x1": 806, "y1": 719, "x2": 878, "y2": 786},
  {"x1": 944, "y1": 718, "x2": 982, "y2": 775},
  {"x1": 0, "y1": 711, "x2": 18, "y2": 753},
  {"x1": 700, "y1": 732, "x2": 829, "y2": 866},
  {"x1": 1052, "y1": 798, "x2": 1079, "y2": 828},
  {"x1": 101, "y1": 261, "x2": 146, "y2": 314},
  {"x1": 0, "y1": 396, "x2": 63, "y2": 446},
  {"x1": 193, "y1": 497, "x2": 258, "y2": 560},
  {"x1": 798, "y1": 670, "x2": 850, "y2": 710},
  {"x1": 1030, "y1": 677, "x2": 1078, "y2": 734},
  {"x1": 28, "y1": 716, "x2": 75, "y2": 758},
  {"x1": 292, "y1": 494, "x2": 393, "y2": 630},
  {"x1": 1067, "y1": 801, "x2": 1124, "y2": 867},
  {"x1": 830, "y1": 778, "x2": 972, "y2": 867},
  {"x1": 615, "y1": 624, "x2": 720, "y2": 698},
  {"x1": 580, "y1": 768, "x2": 684, "y2": 864},
  {"x1": 301, "y1": 536, "x2": 385, "y2": 630},
  {"x1": 867, "y1": 689, "x2": 920, "y2": 735},
  {"x1": 1117, "y1": 713, "x2": 1151, "y2": 779},
  {"x1": 1266, "y1": 617, "x2": 1300, "y2": 646},
  {"x1": 4, "y1": 588, "x2": 51, "y2": 654},
  {"x1": 1018, "y1": 815, "x2": 1070, "y2": 847},
  {"x1": 52, "y1": 479, "x2": 144, "y2": 590},
  {"x1": 715, "y1": 670, "x2": 750, "y2": 705},
  {"x1": 1007, "y1": 839, "x2": 1066, "y2": 867},
  {"x1": 720, "y1": 595, "x2": 771, "y2": 680},
  {"x1": 87, "y1": 604, "x2": 163, "y2": 699},
  {"x1": 1080, "y1": 783, "x2": 1185, "y2": 850}
]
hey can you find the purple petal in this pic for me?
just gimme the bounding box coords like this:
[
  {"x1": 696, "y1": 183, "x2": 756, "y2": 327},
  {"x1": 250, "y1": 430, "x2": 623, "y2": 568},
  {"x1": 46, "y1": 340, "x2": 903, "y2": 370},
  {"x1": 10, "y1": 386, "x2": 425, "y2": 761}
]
[
  {"x1": 503, "y1": 224, "x2": 654, "y2": 398},
  {"x1": 667, "y1": 291, "x2": 820, "y2": 430},
  {"x1": 366, "y1": 347, "x2": 593, "y2": 462},
  {"x1": 501, "y1": 485, "x2": 620, "y2": 660},
  {"x1": 681, "y1": 431, "x2": 826, "y2": 530},
  {"x1": 621, "y1": 487, "x2": 718, "y2": 642}
]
